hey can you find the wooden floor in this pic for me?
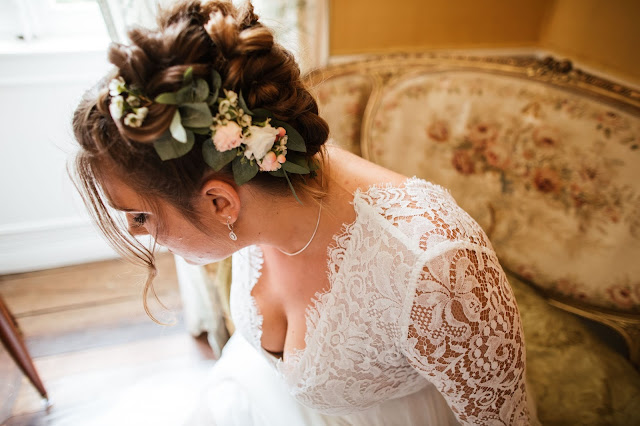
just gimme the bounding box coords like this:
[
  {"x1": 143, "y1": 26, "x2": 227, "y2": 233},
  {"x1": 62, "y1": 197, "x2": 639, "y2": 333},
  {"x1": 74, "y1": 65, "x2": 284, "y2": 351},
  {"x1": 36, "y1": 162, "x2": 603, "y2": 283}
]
[{"x1": 0, "y1": 253, "x2": 217, "y2": 425}]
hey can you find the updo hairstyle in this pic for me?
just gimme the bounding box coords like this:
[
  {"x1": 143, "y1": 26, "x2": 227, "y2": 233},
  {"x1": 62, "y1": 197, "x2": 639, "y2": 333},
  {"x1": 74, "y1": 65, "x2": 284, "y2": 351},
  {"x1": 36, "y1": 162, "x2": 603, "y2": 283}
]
[{"x1": 71, "y1": 0, "x2": 330, "y2": 320}]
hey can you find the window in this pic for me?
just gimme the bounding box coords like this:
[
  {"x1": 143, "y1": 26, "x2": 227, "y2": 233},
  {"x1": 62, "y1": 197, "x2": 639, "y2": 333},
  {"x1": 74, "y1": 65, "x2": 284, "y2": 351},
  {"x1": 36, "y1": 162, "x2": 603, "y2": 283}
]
[{"x1": 0, "y1": 0, "x2": 108, "y2": 47}]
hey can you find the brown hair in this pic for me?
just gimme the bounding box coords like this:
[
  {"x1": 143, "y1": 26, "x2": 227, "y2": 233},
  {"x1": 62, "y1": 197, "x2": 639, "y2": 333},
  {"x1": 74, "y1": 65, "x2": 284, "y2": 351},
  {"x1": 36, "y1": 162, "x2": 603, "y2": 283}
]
[{"x1": 70, "y1": 0, "x2": 330, "y2": 322}]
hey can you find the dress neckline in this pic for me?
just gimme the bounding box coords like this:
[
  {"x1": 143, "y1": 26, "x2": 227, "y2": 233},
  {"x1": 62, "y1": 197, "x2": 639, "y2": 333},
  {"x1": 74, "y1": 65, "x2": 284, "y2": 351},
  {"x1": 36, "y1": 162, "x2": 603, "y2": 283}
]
[{"x1": 239, "y1": 176, "x2": 426, "y2": 369}]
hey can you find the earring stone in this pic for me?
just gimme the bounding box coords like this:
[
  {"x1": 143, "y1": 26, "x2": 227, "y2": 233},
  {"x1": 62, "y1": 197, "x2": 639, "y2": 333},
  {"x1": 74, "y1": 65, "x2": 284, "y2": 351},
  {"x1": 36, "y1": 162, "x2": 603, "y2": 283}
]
[{"x1": 227, "y1": 216, "x2": 237, "y2": 241}]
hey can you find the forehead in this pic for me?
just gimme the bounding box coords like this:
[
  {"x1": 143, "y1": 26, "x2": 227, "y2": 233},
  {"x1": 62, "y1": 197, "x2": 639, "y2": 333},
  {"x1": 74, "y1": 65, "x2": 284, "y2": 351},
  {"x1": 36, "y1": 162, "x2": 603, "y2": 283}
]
[{"x1": 98, "y1": 165, "x2": 147, "y2": 211}]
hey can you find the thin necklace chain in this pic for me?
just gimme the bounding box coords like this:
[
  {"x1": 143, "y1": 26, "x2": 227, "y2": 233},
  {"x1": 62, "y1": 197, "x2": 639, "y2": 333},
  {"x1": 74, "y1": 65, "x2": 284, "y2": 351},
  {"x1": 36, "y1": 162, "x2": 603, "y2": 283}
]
[
  {"x1": 277, "y1": 172, "x2": 324, "y2": 256},
  {"x1": 277, "y1": 200, "x2": 323, "y2": 256}
]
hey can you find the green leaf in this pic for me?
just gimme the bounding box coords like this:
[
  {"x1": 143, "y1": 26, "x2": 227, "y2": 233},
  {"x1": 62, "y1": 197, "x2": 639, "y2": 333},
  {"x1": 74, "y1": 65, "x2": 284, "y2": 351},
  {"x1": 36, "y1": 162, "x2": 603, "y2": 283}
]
[
  {"x1": 251, "y1": 108, "x2": 273, "y2": 121},
  {"x1": 209, "y1": 70, "x2": 222, "y2": 106},
  {"x1": 183, "y1": 66, "x2": 194, "y2": 86},
  {"x1": 169, "y1": 110, "x2": 187, "y2": 143},
  {"x1": 238, "y1": 90, "x2": 253, "y2": 115},
  {"x1": 270, "y1": 119, "x2": 306, "y2": 152},
  {"x1": 153, "y1": 130, "x2": 195, "y2": 160},
  {"x1": 191, "y1": 127, "x2": 211, "y2": 135},
  {"x1": 202, "y1": 139, "x2": 237, "y2": 171},
  {"x1": 155, "y1": 92, "x2": 178, "y2": 104},
  {"x1": 211, "y1": 69, "x2": 221, "y2": 91},
  {"x1": 179, "y1": 103, "x2": 213, "y2": 128},
  {"x1": 232, "y1": 156, "x2": 259, "y2": 185},
  {"x1": 268, "y1": 169, "x2": 285, "y2": 177},
  {"x1": 194, "y1": 78, "x2": 209, "y2": 102},
  {"x1": 175, "y1": 86, "x2": 193, "y2": 104},
  {"x1": 283, "y1": 169, "x2": 302, "y2": 204},
  {"x1": 282, "y1": 158, "x2": 310, "y2": 174}
]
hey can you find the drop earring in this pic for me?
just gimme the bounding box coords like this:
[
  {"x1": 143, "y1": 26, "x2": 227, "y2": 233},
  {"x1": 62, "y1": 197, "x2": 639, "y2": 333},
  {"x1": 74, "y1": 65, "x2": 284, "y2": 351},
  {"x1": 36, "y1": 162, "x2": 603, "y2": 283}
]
[{"x1": 226, "y1": 216, "x2": 237, "y2": 241}]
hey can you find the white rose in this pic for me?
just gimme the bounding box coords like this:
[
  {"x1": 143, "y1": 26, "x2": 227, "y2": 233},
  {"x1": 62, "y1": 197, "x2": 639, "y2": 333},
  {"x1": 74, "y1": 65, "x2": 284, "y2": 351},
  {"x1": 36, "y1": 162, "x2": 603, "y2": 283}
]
[
  {"x1": 243, "y1": 125, "x2": 279, "y2": 161},
  {"x1": 213, "y1": 121, "x2": 243, "y2": 152},
  {"x1": 109, "y1": 95, "x2": 124, "y2": 120},
  {"x1": 109, "y1": 77, "x2": 126, "y2": 96}
]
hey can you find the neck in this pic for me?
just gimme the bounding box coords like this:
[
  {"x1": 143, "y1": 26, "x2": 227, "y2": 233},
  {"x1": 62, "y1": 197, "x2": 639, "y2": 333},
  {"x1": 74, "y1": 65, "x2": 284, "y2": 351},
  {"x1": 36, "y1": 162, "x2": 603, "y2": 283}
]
[{"x1": 236, "y1": 151, "x2": 352, "y2": 258}]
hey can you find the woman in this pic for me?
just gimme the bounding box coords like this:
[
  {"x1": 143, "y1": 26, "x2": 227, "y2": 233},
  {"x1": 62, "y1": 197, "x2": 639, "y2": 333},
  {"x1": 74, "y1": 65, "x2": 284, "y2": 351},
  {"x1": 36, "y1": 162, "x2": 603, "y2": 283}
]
[{"x1": 72, "y1": 1, "x2": 538, "y2": 424}]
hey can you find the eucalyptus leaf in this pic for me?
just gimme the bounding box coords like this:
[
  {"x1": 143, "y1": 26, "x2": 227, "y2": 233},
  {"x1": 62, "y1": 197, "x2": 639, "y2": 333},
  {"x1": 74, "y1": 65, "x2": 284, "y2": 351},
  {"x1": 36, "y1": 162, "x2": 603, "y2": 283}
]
[
  {"x1": 268, "y1": 169, "x2": 285, "y2": 177},
  {"x1": 209, "y1": 70, "x2": 222, "y2": 106},
  {"x1": 169, "y1": 110, "x2": 187, "y2": 143},
  {"x1": 211, "y1": 69, "x2": 221, "y2": 91},
  {"x1": 282, "y1": 159, "x2": 310, "y2": 174},
  {"x1": 154, "y1": 130, "x2": 195, "y2": 160},
  {"x1": 202, "y1": 139, "x2": 237, "y2": 171},
  {"x1": 175, "y1": 86, "x2": 193, "y2": 104},
  {"x1": 251, "y1": 108, "x2": 273, "y2": 121},
  {"x1": 238, "y1": 90, "x2": 253, "y2": 116},
  {"x1": 191, "y1": 127, "x2": 211, "y2": 135},
  {"x1": 155, "y1": 92, "x2": 178, "y2": 104},
  {"x1": 283, "y1": 169, "x2": 302, "y2": 205},
  {"x1": 194, "y1": 78, "x2": 210, "y2": 102},
  {"x1": 183, "y1": 67, "x2": 194, "y2": 86},
  {"x1": 271, "y1": 119, "x2": 306, "y2": 152},
  {"x1": 179, "y1": 103, "x2": 213, "y2": 128},
  {"x1": 232, "y1": 156, "x2": 258, "y2": 185}
]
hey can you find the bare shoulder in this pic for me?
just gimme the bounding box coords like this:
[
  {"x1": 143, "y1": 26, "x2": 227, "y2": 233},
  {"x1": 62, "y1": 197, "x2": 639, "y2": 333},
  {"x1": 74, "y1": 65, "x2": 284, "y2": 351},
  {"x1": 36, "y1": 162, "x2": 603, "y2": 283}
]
[{"x1": 325, "y1": 144, "x2": 408, "y2": 191}]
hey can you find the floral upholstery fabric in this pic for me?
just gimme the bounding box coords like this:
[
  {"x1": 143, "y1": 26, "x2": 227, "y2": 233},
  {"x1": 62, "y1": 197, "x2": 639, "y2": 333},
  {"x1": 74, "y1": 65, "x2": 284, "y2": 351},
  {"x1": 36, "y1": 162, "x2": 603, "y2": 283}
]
[
  {"x1": 309, "y1": 73, "x2": 373, "y2": 156},
  {"x1": 313, "y1": 70, "x2": 640, "y2": 313},
  {"x1": 507, "y1": 271, "x2": 640, "y2": 425}
]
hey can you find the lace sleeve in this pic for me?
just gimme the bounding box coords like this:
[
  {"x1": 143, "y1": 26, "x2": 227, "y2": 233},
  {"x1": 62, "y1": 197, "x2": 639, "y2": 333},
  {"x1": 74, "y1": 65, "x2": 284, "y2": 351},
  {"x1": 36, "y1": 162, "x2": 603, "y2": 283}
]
[{"x1": 400, "y1": 243, "x2": 532, "y2": 425}]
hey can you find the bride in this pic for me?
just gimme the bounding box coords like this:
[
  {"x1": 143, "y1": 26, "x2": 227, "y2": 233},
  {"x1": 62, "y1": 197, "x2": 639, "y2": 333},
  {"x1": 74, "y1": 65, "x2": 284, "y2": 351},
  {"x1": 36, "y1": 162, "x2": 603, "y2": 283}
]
[{"x1": 71, "y1": 0, "x2": 539, "y2": 424}]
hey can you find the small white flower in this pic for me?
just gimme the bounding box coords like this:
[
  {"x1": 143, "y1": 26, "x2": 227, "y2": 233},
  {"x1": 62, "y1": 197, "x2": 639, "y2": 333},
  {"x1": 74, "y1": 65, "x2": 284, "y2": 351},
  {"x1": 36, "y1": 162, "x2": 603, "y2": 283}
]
[
  {"x1": 127, "y1": 95, "x2": 141, "y2": 107},
  {"x1": 240, "y1": 114, "x2": 252, "y2": 127},
  {"x1": 136, "y1": 107, "x2": 148, "y2": 121},
  {"x1": 243, "y1": 124, "x2": 279, "y2": 161},
  {"x1": 218, "y1": 99, "x2": 231, "y2": 114},
  {"x1": 123, "y1": 107, "x2": 148, "y2": 128},
  {"x1": 124, "y1": 112, "x2": 142, "y2": 127},
  {"x1": 108, "y1": 77, "x2": 126, "y2": 96},
  {"x1": 224, "y1": 89, "x2": 238, "y2": 105},
  {"x1": 109, "y1": 95, "x2": 124, "y2": 120}
]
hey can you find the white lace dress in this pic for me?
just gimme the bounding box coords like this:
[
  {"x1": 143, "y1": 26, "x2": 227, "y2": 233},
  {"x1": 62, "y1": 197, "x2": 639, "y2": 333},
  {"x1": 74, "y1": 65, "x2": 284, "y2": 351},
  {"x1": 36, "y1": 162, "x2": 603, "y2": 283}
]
[{"x1": 189, "y1": 177, "x2": 539, "y2": 426}]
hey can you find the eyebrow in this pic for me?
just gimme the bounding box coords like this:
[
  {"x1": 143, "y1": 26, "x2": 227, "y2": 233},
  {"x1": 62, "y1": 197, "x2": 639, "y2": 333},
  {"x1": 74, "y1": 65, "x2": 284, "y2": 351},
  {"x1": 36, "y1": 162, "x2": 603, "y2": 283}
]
[{"x1": 108, "y1": 203, "x2": 144, "y2": 213}]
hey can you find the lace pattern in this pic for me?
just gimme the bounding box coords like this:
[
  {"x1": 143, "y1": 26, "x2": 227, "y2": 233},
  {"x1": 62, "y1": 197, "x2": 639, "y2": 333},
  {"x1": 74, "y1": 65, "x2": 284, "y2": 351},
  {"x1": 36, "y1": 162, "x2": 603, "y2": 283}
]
[
  {"x1": 230, "y1": 244, "x2": 264, "y2": 350},
  {"x1": 230, "y1": 177, "x2": 532, "y2": 424}
]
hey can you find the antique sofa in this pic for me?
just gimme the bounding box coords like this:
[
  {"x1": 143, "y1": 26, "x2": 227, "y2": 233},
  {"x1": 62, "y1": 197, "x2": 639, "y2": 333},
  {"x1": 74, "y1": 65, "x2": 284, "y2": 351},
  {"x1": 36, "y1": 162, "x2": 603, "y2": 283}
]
[{"x1": 185, "y1": 53, "x2": 640, "y2": 425}]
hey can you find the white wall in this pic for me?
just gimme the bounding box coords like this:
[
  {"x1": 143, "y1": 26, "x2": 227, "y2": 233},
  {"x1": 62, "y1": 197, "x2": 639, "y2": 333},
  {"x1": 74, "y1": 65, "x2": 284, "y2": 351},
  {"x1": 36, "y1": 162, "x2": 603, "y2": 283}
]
[{"x1": 0, "y1": 46, "x2": 120, "y2": 274}]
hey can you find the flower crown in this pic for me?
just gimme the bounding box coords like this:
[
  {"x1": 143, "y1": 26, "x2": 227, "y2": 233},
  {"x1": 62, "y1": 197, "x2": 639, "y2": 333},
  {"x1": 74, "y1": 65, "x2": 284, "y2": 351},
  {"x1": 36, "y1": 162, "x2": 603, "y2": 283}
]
[{"x1": 108, "y1": 67, "x2": 315, "y2": 203}]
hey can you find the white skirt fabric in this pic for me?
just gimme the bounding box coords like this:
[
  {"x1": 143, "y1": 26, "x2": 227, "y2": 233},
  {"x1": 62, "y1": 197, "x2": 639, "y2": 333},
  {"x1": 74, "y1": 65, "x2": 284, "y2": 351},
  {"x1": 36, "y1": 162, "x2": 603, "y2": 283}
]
[{"x1": 185, "y1": 333, "x2": 461, "y2": 426}]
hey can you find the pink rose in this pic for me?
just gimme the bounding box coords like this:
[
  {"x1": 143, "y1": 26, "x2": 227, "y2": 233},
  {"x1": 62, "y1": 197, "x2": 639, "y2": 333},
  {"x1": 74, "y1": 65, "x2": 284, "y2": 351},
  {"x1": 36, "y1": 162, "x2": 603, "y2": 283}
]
[
  {"x1": 533, "y1": 126, "x2": 560, "y2": 148},
  {"x1": 452, "y1": 150, "x2": 475, "y2": 175},
  {"x1": 467, "y1": 123, "x2": 498, "y2": 151},
  {"x1": 607, "y1": 285, "x2": 635, "y2": 310},
  {"x1": 213, "y1": 121, "x2": 243, "y2": 152},
  {"x1": 427, "y1": 120, "x2": 449, "y2": 142},
  {"x1": 533, "y1": 168, "x2": 561, "y2": 193}
]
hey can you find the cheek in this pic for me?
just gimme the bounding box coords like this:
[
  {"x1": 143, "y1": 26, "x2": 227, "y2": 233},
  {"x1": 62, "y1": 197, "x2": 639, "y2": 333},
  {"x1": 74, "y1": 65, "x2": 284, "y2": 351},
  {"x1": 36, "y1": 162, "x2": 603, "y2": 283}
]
[{"x1": 155, "y1": 226, "x2": 230, "y2": 262}]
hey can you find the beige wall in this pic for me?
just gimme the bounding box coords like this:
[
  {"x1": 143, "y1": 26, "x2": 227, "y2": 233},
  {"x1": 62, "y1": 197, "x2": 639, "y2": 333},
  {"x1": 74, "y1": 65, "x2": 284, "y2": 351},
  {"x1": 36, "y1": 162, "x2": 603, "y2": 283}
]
[
  {"x1": 539, "y1": 0, "x2": 640, "y2": 86},
  {"x1": 330, "y1": 0, "x2": 640, "y2": 85},
  {"x1": 330, "y1": 0, "x2": 552, "y2": 53}
]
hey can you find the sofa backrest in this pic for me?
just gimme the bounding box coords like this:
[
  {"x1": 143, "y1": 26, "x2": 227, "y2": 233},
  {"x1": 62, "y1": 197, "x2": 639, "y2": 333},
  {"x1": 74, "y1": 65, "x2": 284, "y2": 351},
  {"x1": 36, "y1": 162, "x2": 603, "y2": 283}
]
[{"x1": 304, "y1": 54, "x2": 640, "y2": 314}]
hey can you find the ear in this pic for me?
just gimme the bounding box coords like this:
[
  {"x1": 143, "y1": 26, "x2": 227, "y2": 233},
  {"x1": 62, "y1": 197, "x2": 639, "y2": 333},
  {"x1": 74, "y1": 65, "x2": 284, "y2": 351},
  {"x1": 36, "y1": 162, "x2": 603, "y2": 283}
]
[{"x1": 198, "y1": 178, "x2": 241, "y2": 225}]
